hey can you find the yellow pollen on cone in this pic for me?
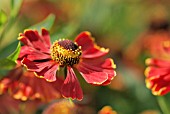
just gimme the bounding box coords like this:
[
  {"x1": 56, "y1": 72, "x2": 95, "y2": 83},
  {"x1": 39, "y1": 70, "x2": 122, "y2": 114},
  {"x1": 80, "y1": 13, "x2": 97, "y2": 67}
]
[{"x1": 50, "y1": 39, "x2": 82, "y2": 66}]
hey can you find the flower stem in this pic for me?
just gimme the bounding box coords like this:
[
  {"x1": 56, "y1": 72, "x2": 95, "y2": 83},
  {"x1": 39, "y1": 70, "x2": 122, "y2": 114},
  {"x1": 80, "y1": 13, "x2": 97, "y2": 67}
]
[
  {"x1": 69, "y1": 98, "x2": 74, "y2": 106},
  {"x1": 19, "y1": 102, "x2": 26, "y2": 114},
  {"x1": 64, "y1": 67, "x2": 67, "y2": 79},
  {"x1": 157, "y1": 96, "x2": 170, "y2": 114}
]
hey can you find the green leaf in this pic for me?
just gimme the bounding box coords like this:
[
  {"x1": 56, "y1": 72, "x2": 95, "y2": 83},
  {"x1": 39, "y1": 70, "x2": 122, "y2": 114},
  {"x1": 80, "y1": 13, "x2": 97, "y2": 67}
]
[
  {"x1": 0, "y1": 10, "x2": 7, "y2": 26},
  {"x1": 10, "y1": 0, "x2": 23, "y2": 18},
  {"x1": 0, "y1": 58, "x2": 16, "y2": 70},
  {"x1": 0, "y1": 40, "x2": 18, "y2": 59},
  {"x1": 0, "y1": 42, "x2": 20, "y2": 70},
  {"x1": 7, "y1": 42, "x2": 21, "y2": 61},
  {"x1": 51, "y1": 23, "x2": 78, "y2": 42},
  {"x1": 28, "y1": 14, "x2": 55, "y2": 32}
]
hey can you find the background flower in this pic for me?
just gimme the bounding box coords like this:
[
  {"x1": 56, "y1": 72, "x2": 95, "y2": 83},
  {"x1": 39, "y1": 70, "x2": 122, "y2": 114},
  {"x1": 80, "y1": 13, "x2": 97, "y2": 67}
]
[
  {"x1": 145, "y1": 58, "x2": 170, "y2": 96},
  {"x1": 0, "y1": 66, "x2": 63, "y2": 102}
]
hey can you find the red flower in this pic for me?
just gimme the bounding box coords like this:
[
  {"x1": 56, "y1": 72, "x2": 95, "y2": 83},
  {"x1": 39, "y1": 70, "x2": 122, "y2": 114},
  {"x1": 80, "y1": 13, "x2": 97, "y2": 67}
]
[
  {"x1": 0, "y1": 66, "x2": 62, "y2": 102},
  {"x1": 145, "y1": 58, "x2": 170, "y2": 95},
  {"x1": 18, "y1": 28, "x2": 116, "y2": 100}
]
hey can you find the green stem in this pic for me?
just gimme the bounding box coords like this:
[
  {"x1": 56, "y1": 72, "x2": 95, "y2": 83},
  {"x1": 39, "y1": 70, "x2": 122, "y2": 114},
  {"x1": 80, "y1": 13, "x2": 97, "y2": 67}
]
[
  {"x1": 157, "y1": 96, "x2": 170, "y2": 114},
  {"x1": 64, "y1": 67, "x2": 67, "y2": 79},
  {"x1": 19, "y1": 102, "x2": 26, "y2": 114},
  {"x1": 68, "y1": 98, "x2": 74, "y2": 106}
]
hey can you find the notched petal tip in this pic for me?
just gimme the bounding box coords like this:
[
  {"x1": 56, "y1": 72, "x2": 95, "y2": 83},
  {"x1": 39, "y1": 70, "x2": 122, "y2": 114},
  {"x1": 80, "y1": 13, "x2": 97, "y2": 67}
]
[
  {"x1": 18, "y1": 36, "x2": 24, "y2": 40},
  {"x1": 145, "y1": 58, "x2": 152, "y2": 65},
  {"x1": 79, "y1": 31, "x2": 92, "y2": 39},
  {"x1": 41, "y1": 28, "x2": 49, "y2": 34},
  {"x1": 62, "y1": 95, "x2": 83, "y2": 101},
  {"x1": 24, "y1": 29, "x2": 35, "y2": 33},
  {"x1": 144, "y1": 67, "x2": 151, "y2": 77},
  {"x1": 46, "y1": 79, "x2": 55, "y2": 82},
  {"x1": 109, "y1": 58, "x2": 116, "y2": 69},
  {"x1": 34, "y1": 72, "x2": 44, "y2": 79},
  {"x1": 145, "y1": 79, "x2": 151, "y2": 88},
  {"x1": 21, "y1": 58, "x2": 38, "y2": 71},
  {"x1": 94, "y1": 45, "x2": 109, "y2": 52},
  {"x1": 61, "y1": 67, "x2": 83, "y2": 100}
]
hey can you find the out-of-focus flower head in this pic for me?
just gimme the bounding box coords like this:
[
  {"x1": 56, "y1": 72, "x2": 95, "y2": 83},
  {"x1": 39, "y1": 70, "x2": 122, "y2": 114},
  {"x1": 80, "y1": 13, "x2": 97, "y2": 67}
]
[
  {"x1": 18, "y1": 28, "x2": 116, "y2": 100},
  {"x1": 98, "y1": 106, "x2": 117, "y2": 114},
  {"x1": 124, "y1": 16, "x2": 170, "y2": 67},
  {"x1": 144, "y1": 35, "x2": 170, "y2": 95},
  {"x1": 0, "y1": 66, "x2": 62, "y2": 102},
  {"x1": 142, "y1": 18, "x2": 170, "y2": 59},
  {"x1": 42, "y1": 99, "x2": 76, "y2": 114},
  {"x1": 145, "y1": 58, "x2": 170, "y2": 96},
  {"x1": 0, "y1": 94, "x2": 19, "y2": 114}
]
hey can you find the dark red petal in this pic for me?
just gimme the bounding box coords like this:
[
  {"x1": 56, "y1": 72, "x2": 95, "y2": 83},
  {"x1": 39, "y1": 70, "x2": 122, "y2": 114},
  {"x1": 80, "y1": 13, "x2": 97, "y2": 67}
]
[
  {"x1": 41, "y1": 28, "x2": 51, "y2": 48},
  {"x1": 18, "y1": 34, "x2": 34, "y2": 47},
  {"x1": 61, "y1": 67, "x2": 83, "y2": 100},
  {"x1": 21, "y1": 58, "x2": 54, "y2": 72},
  {"x1": 19, "y1": 30, "x2": 50, "y2": 53}
]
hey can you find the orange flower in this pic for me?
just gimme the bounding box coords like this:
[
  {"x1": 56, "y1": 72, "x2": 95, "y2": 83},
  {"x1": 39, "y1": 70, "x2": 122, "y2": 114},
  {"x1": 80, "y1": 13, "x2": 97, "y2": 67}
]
[
  {"x1": 42, "y1": 99, "x2": 76, "y2": 114},
  {"x1": 98, "y1": 106, "x2": 117, "y2": 114}
]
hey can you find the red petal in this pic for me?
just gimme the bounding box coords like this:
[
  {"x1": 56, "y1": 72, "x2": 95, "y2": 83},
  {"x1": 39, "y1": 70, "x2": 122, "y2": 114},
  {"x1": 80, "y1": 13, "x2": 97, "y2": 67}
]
[
  {"x1": 21, "y1": 58, "x2": 55, "y2": 72},
  {"x1": 41, "y1": 28, "x2": 51, "y2": 48},
  {"x1": 19, "y1": 46, "x2": 34, "y2": 59},
  {"x1": 145, "y1": 58, "x2": 170, "y2": 96},
  {"x1": 19, "y1": 45, "x2": 51, "y2": 61},
  {"x1": 146, "y1": 58, "x2": 170, "y2": 67},
  {"x1": 145, "y1": 66, "x2": 169, "y2": 79},
  {"x1": 74, "y1": 31, "x2": 94, "y2": 51},
  {"x1": 43, "y1": 64, "x2": 59, "y2": 82},
  {"x1": 75, "y1": 31, "x2": 109, "y2": 58},
  {"x1": 82, "y1": 47, "x2": 109, "y2": 58},
  {"x1": 18, "y1": 34, "x2": 34, "y2": 47},
  {"x1": 77, "y1": 58, "x2": 116, "y2": 85},
  {"x1": 77, "y1": 62, "x2": 108, "y2": 85},
  {"x1": 61, "y1": 67, "x2": 83, "y2": 100},
  {"x1": 19, "y1": 30, "x2": 50, "y2": 53},
  {"x1": 22, "y1": 58, "x2": 59, "y2": 81},
  {"x1": 26, "y1": 50, "x2": 51, "y2": 61}
]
